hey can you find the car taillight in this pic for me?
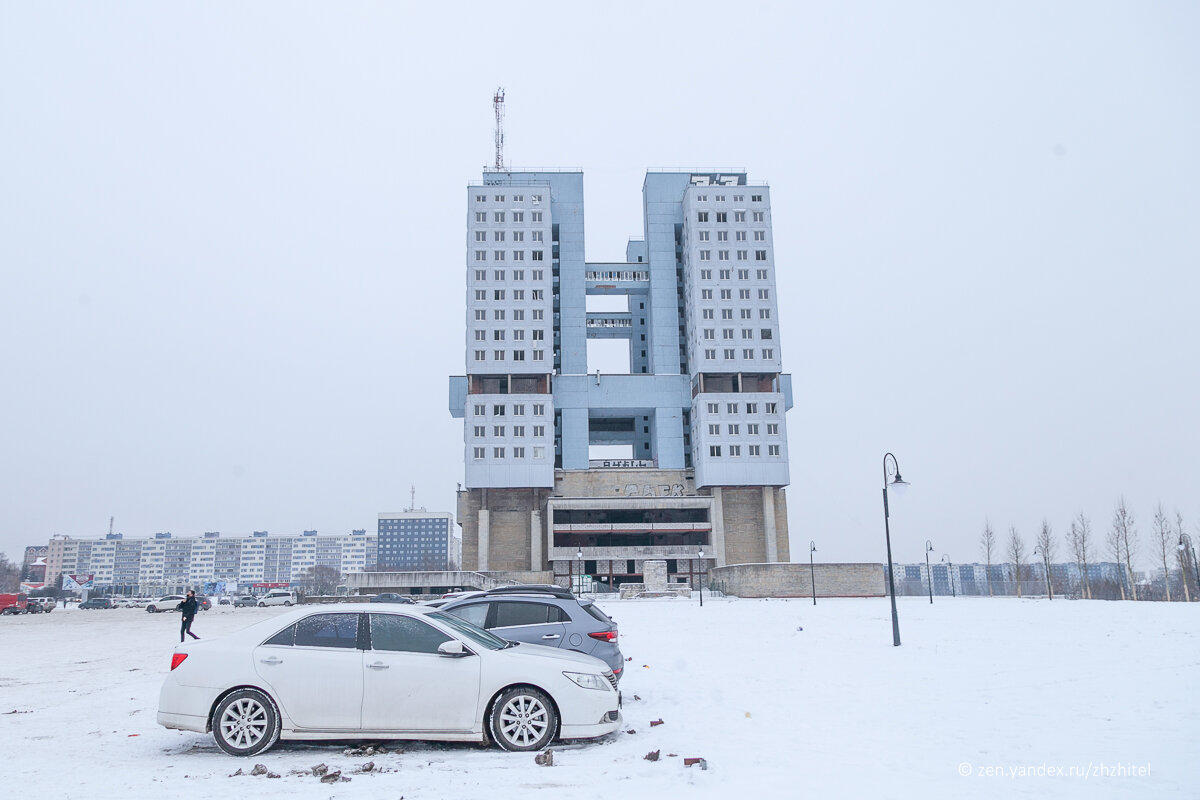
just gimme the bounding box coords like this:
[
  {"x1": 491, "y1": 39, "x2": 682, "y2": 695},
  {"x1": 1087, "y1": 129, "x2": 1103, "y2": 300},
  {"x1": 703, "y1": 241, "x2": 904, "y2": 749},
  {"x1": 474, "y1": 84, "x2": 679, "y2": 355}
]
[
  {"x1": 170, "y1": 653, "x2": 188, "y2": 671},
  {"x1": 588, "y1": 629, "x2": 618, "y2": 643}
]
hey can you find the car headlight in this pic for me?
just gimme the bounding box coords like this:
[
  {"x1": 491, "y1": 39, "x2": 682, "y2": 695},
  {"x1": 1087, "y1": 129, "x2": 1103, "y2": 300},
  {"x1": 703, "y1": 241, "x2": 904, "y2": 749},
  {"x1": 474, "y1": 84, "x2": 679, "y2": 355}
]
[{"x1": 563, "y1": 671, "x2": 609, "y2": 691}]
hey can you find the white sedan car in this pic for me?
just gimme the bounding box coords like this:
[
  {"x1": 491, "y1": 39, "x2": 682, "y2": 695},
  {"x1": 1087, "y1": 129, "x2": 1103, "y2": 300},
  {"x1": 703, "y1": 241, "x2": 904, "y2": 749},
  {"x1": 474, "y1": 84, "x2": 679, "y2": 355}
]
[{"x1": 158, "y1": 604, "x2": 621, "y2": 755}]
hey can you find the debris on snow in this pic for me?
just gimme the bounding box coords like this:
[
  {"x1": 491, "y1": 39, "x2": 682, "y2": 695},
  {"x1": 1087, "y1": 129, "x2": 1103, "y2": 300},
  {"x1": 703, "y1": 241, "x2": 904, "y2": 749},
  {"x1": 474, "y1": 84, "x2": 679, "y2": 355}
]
[
  {"x1": 534, "y1": 749, "x2": 554, "y2": 766},
  {"x1": 649, "y1": 719, "x2": 664, "y2": 727},
  {"x1": 684, "y1": 758, "x2": 708, "y2": 770},
  {"x1": 319, "y1": 769, "x2": 346, "y2": 784},
  {"x1": 625, "y1": 729, "x2": 636, "y2": 735},
  {"x1": 644, "y1": 750, "x2": 660, "y2": 762},
  {"x1": 250, "y1": 764, "x2": 268, "y2": 776},
  {"x1": 228, "y1": 768, "x2": 243, "y2": 777},
  {"x1": 267, "y1": 772, "x2": 280, "y2": 779},
  {"x1": 311, "y1": 763, "x2": 328, "y2": 777},
  {"x1": 358, "y1": 761, "x2": 375, "y2": 773}
]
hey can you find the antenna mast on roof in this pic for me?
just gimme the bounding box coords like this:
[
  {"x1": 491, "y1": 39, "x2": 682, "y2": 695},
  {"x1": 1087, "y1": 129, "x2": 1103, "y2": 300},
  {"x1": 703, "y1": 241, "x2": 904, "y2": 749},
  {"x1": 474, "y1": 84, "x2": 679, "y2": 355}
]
[
  {"x1": 409, "y1": 485, "x2": 416, "y2": 512},
  {"x1": 493, "y1": 87, "x2": 505, "y2": 170}
]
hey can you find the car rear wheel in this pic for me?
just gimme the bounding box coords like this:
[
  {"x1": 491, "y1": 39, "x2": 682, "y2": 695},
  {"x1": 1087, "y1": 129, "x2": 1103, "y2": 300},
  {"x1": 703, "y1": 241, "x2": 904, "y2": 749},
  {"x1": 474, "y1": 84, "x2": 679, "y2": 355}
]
[
  {"x1": 283, "y1": 601, "x2": 292, "y2": 606},
  {"x1": 489, "y1": 687, "x2": 557, "y2": 752},
  {"x1": 212, "y1": 689, "x2": 281, "y2": 757},
  {"x1": 258, "y1": 602, "x2": 266, "y2": 607},
  {"x1": 146, "y1": 606, "x2": 156, "y2": 613}
]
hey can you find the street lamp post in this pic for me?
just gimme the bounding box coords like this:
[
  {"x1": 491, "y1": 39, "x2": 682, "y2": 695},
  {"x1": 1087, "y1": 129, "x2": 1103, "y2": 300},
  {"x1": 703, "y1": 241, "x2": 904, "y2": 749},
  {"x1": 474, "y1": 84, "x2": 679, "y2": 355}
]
[
  {"x1": 697, "y1": 548, "x2": 705, "y2": 607},
  {"x1": 881, "y1": 453, "x2": 909, "y2": 647},
  {"x1": 1179, "y1": 534, "x2": 1200, "y2": 601},
  {"x1": 809, "y1": 541, "x2": 817, "y2": 606},
  {"x1": 1034, "y1": 545, "x2": 1053, "y2": 600},
  {"x1": 576, "y1": 548, "x2": 583, "y2": 595},
  {"x1": 941, "y1": 554, "x2": 955, "y2": 598},
  {"x1": 925, "y1": 540, "x2": 935, "y2": 604}
]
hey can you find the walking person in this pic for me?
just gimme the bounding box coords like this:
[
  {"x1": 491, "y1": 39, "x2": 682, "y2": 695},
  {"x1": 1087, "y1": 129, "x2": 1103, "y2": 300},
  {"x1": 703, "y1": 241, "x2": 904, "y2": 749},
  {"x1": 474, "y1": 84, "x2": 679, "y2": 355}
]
[{"x1": 177, "y1": 590, "x2": 200, "y2": 642}]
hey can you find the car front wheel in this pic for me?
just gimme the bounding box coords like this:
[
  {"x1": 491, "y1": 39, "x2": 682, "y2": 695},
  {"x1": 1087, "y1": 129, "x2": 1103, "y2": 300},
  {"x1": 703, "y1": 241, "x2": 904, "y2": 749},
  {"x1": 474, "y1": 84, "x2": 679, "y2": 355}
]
[
  {"x1": 146, "y1": 606, "x2": 156, "y2": 613},
  {"x1": 212, "y1": 688, "x2": 281, "y2": 757},
  {"x1": 489, "y1": 687, "x2": 557, "y2": 752},
  {"x1": 258, "y1": 602, "x2": 266, "y2": 607},
  {"x1": 283, "y1": 601, "x2": 292, "y2": 606}
]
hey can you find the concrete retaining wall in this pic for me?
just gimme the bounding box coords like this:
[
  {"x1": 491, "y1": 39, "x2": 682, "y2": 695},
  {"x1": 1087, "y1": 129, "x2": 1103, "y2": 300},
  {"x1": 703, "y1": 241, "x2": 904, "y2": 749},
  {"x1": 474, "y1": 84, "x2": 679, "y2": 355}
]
[{"x1": 711, "y1": 562, "x2": 884, "y2": 598}]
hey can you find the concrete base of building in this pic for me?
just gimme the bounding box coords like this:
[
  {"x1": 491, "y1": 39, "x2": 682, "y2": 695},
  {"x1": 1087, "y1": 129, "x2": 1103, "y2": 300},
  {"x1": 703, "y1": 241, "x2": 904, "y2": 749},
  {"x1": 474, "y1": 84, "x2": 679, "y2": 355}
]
[
  {"x1": 343, "y1": 570, "x2": 553, "y2": 594},
  {"x1": 710, "y1": 562, "x2": 885, "y2": 598}
]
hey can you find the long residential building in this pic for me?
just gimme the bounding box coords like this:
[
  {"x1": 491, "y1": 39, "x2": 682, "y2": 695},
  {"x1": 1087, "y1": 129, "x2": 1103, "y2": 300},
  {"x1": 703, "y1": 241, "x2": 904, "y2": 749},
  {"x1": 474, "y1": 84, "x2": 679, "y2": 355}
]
[{"x1": 44, "y1": 530, "x2": 378, "y2": 595}]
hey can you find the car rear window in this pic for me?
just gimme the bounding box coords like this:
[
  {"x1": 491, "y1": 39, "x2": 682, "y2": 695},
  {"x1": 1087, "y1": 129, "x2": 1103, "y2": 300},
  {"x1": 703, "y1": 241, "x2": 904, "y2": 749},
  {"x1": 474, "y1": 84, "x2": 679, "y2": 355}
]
[
  {"x1": 294, "y1": 613, "x2": 360, "y2": 649},
  {"x1": 580, "y1": 601, "x2": 611, "y2": 624}
]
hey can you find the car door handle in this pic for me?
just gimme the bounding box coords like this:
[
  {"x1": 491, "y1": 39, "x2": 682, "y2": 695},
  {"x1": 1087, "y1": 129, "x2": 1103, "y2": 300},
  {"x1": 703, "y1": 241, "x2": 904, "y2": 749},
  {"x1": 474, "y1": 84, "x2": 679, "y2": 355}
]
[
  {"x1": 259, "y1": 656, "x2": 283, "y2": 665},
  {"x1": 541, "y1": 634, "x2": 561, "y2": 640},
  {"x1": 366, "y1": 662, "x2": 390, "y2": 670}
]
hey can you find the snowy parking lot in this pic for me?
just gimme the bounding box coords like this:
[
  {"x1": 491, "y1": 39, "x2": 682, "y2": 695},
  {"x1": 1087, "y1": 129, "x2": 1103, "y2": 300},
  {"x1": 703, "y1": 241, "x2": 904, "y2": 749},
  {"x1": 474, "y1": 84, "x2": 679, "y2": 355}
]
[{"x1": 1, "y1": 596, "x2": 1195, "y2": 799}]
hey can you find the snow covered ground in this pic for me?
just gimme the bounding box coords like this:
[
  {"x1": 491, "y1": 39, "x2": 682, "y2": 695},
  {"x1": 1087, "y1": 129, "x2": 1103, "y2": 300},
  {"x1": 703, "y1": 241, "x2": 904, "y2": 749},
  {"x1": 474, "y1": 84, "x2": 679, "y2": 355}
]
[{"x1": 1, "y1": 596, "x2": 1195, "y2": 799}]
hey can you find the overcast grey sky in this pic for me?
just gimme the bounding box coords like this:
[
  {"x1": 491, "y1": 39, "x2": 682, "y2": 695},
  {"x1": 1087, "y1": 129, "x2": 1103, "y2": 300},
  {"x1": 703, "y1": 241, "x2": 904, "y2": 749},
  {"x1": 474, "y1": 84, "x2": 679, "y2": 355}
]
[{"x1": 2, "y1": 2, "x2": 1197, "y2": 570}]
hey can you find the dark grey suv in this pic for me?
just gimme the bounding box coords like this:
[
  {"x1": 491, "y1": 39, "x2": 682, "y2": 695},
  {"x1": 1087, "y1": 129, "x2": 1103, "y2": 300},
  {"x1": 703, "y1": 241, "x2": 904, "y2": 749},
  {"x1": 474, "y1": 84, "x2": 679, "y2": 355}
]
[{"x1": 439, "y1": 586, "x2": 624, "y2": 681}]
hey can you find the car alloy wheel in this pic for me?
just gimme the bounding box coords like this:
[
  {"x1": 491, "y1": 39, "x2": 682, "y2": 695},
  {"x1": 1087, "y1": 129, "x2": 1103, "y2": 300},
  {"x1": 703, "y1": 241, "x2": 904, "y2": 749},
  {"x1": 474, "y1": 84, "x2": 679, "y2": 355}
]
[
  {"x1": 212, "y1": 689, "x2": 281, "y2": 756},
  {"x1": 489, "y1": 687, "x2": 557, "y2": 752}
]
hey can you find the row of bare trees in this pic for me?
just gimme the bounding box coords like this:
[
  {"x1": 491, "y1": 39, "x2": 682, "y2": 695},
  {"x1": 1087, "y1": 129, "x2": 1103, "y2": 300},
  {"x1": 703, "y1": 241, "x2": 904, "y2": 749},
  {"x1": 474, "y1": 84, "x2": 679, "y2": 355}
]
[{"x1": 980, "y1": 499, "x2": 1197, "y2": 600}]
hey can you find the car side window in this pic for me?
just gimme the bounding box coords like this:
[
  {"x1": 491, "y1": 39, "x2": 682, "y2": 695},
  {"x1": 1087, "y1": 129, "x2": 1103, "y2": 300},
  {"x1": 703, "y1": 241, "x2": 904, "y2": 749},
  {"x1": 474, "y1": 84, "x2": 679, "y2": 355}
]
[
  {"x1": 370, "y1": 614, "x2": 452, "y2": 654},
  {"x1": 294, "y1": 613, "x2": 360, "y2": 649},
  {"x1": 445, "y1": 602, "x2": 490, "y2": 629},
  {"x1": 549, "y1": 605, "x2": 570, "y2": 623},
  {"x1": 264, "y1": 624, "x2": 295, "y2": 646},
  {"x1": 493, "y1": 601, "x2": 554, "y2": 628}
]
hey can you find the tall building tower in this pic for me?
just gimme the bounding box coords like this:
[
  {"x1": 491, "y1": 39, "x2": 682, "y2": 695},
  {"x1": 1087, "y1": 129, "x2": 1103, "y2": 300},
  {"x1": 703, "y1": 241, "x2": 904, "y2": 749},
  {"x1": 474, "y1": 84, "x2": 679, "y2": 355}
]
[{"x1": 450, "y1": 170, "x2": 793, "y2": 587}]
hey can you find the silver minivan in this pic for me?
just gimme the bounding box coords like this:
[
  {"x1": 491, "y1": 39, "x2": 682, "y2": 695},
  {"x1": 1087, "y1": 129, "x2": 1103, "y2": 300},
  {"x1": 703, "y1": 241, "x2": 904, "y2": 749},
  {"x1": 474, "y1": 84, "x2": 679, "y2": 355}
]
[{"x1": 258, "y1": 589, "x2": 297, "y2": 607}]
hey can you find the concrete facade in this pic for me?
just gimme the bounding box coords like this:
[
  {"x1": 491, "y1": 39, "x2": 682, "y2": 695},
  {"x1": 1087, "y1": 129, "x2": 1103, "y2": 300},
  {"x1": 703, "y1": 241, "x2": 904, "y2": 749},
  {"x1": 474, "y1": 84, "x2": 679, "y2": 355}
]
[
  {"x1": 451, "y1": 169, "x2": 794, "y2": 587},
  {"x1": 710, "y1": 562, "x2": 885, "y2": 598}
]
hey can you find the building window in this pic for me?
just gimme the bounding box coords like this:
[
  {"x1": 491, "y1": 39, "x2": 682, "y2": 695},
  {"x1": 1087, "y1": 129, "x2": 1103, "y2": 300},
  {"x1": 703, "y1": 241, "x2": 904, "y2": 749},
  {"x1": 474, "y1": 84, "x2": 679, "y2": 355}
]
[
  {"x1": 749, "y1": 444, "x2": 761, "y2": 456},
  {"x1": 493, "y1": 425, "x2": 505, "y2": 437},
  {"x1": 531, "y1": 212, "x2": 542, "y2": 222},
  {"x1": 494, "y1": 212, "x2": 505, "y2": 223},
  {"x1": 736, "y1": 231, "x2": 746, "y2": 241},
  {"x1": 767, "y1": 423, "x2": 779, "y2": 435},
  {"x1": 762, "y1": 348, "x2": 774, "y2": 359},
  {"x1": 768, "y1": 445, "x2": 780, "y2": 456},
  {"x1": 743, "y1": 348, "x2": 755, "y2": 358},
  {"x1": 513, "y1": 425, "x2": 525, "y2": 436},
  {"x1": 531, "y1": 194, "x2": 542, "y2": 204},
  {"x1": 475, "y1": 250, "x2": 487, "y2": 261},
  {"x1": 475, "y1": 309, "x2": 486, "y2": 320},
  {"x1": 513, "y1": 404, "x2": 525, "y2": 415},
  {"x1": 707, "y1": 403, "x2": 719, "y2": 413},
  {"x1": 474, "y1": 289, "x2": 486, "y2": 301},
  {"x1": 533, "y1": 425, "x2": 545, "y2": 436},
  {"x1": 717, "y1": 231, "x2": 728, "y2": 242},
  {"x1": 709, "y1": 445, "x2": 721, "y2": 457},
  {"x1": 533, "y1": 404, "x2": 545, "y2": 416},
  {"x1": 737, "y1": 250, "x2": 748, "y2": 260},
  {"x1": 513, "y1": 309, "x2": 524, "y2": 320},
  {"x1": 722, "y1": 328, "x2": 733, "y2": 340},
  {"x1": 493, "y1": 447, "x2": 505, "y2": 458},
  {"x1": 754, "y1": 230, "x2": 766, "y2": 241},
  {"x1": 513, "y1": 290, "x2": 525, "y2": 301},
  {"x1": 716, "y1": 211, "x2": 727, "y2": 223},
  {"x1": 473, "y1": 425, "x2": 485, "y2": 437},
  {"x1": 722, "y1": 309, "x2": 733, "y2": 319},
  {"x1": 475, "y1": 212, "x2": 486, "y2": 223},
  {"x1": 740, "y1": 309, "x2": 752, "y2": 319},
  {"x1": 513, "y1": 269, "x2": 524, "y2": 280},
  {"x1": 746, "y1": 403, "x2": 758, "y2": 414},
  {"x1": 705, "y1": 349, "x2": 716, "y2": 359},
  {"x1": 755, "y1": 250, "x2": 767, "y2": 261},
  {"x1": 759, "y1": 289, "x2": 770, "y2": 299},
  {"x1": 474, "y1": 269, "x2": 486, "y2": 280},
  {"x1": 493, "y1": 405, "x2": 506, "y2": 416},
  {"x1": 766, "y1": 402, "x2": 778, "y2": 414},
  {"x1": 700, "y1": 269, "x2": 712, "y2": 280},
  {"x1": 475, "y1": 194, "x2": 486, "y2": 202},
  {"x1": 747, "y1": 423, "x2": 759, "y2": 434},
  {"x1": 723, "y1": 348, "x2": 735, "y2": 359},
  {"x1": 728, "y1": 424, "x2": 740, "y2": 435},
  {"x1": 532, "y1": 289, "x2": 543, "y2": 300},
  {"x1": 533, "y1": 446, "x2": 545, "y2": 458},
  {"x1": 494, "y1": 251, "x2": 505, "y2": 262},
  {"x1": 494, "y1": 289, "x2": 504, "y2": 300},
  {"x1": 703, "y1": 329, "x2": 715, "y2": 340},
  {"x1": 702, "y1": 308, "x2": 714, "y2": 319},
  {"x1": 739, "y1": 289, "x2": 751, "y2": 299},
  {"x1": 701, "y1": 289, "x2": 713, "y2": 300},
  {"x1": 720, "y1": 289, "x2": 732, "y2": 300},
  {"x1": 532, "y1": 251, "x2": 544, "y2": 261},
  {"x1": 729, "y1": 445, "x2": 741, "y2": 456},
  {"x1": 513, "y1": 211, "x2": 524, "y2": 223},
  {"x1": 699, "y1": 250, "x2": 711, "y2": 261},
  {"x1": 494, "y1": 310, "x2": 505, "y2": 320},
  {"x1": 494, "y1": 231, "x2": 506, "y2": 242},
  {"x1": 513, "y1": 447, "x2": 525, "y2": 458},
  {"x1": 708, "y1": 424, "x2": 720, "y2": 435},
  {"x1": 699, "y1": 231, "x2": 709, "y2": 241},
  {"x1": 475, "y1": 231, "x2": 486, "y2": 242},
  {"x1": 727, "y1": 403, "x2": 739, "y2": 414},
  {"x1": 697, "y1": 211, "x2": 709, "y2": 222},
  {"x1": 474, "y1": 404, "x2": 486, "y2": 415},
  {"x1": 737, "y1": 269, "x2": 749, "y2": 280},
  {"x1": 533, "y1": 349, "x2": 544, "y2": 360},
  {"x1": 512, "y1": 350, "x2": 525, "y2": 361},
  {"x1": 512, "y1": 250, "x2": 524, "y2": 261},
  {"x1": 760, "y1": 309, "x2": 771, "y2": 319},
  {"x1": 473, "y1": 447, "x2": 485, "y2": 460}
]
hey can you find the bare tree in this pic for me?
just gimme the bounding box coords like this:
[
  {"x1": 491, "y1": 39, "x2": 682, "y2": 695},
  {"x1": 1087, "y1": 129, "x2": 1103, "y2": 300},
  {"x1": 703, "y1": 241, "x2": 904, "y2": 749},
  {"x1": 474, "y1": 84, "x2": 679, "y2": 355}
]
[
  {"x1": 0, "y1": 553, "x2": 19, "y2": 592},
  {"x1": 1112, "y1": 498, "x2": 1139, "y2": 600},
  {"x1": 1105, "y1": 520, "x2": 1127, "y2": 600},
  {"x1": 980, "y1": 520, "x2": 997, "y2": 597},
  {"x1": 1176, "y1": 511, "x2": 1192, "y2": 602},
  {"x1": 1007, "y1": 526, "x2": 1026, "y2": 598},
  {"x1": 1068, "y1": 513, "x2": 1093, "y2": 599},
  {"x1": 1035, "y1": 520, "x2": 1056, "y2": 599},
  {"x1": 300, "y1": 565, "x2": 342, "y2": 596},
  {"x1": 1152, "y1": 503, "x2": 1173, "y2": 601}
]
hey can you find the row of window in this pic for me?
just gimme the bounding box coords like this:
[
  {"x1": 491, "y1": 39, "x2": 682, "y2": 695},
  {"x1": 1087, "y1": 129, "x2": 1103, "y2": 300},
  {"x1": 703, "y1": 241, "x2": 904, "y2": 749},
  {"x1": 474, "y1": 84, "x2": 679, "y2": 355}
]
[
  {"x1": 704, "y1": 423, "x2": 781, "y2": 436},
  {"x1": 474, "y1": 193, "x2": 543, "y2": 204},
  {"x1": 694, "y1": 230, "x2": 767, "y2": 242},
  {"x1": 472, "y1": 446, "x2": 547, "y2": 460},
  {"x1": 473, "y1": 329, "x2": 547, "y2": 342},
  {"x1": 705, "y1": 402, "x2": 779, "y2": 415},
  {"x1": 696, "y1": 210, "x2": 766, "y2": 223},
  {"x1": 474, "y1": 250, "x2": 545, "y2": 262},
  {"x1": 701, "y1": 328, "x2": 774, "y2": 340},
  {"x1": 473, "y1": 211, "x2": 545, "y2": 224},
  {"x1": 470, "y1": 425, "x2": 548, "y2": 438},
  {"x1": 696, "y1": 250, "x2": 770, "y2": 261},
  {"x1": 697, "y1": 268, "x2": 770, "y2": 281},
  {"x1": 693, "y1": 194, "x2": 764, "y2": 203},
  {"x1": 473, "y1": 349, "x2": 546, "y2": 362},
  {"x1": 697, "y1": 288, "x2": 771, "y2": 300},
  {"x1": 471, "y1": 269, "x2": 545, "y2": 282},
  {"x1": 701, "y1": 348, "x2": 776, "y2": 360},
  {"x1": 697, "y1": 308, "x2": 772, "y2": 321},
  {"x1": 472, "y1": 403, "x2": 547, "y2": 416},
  {"x1": 472, "y1": 289, "x2": 546, "y2": 301},
  {"x1": 474, "y1": 230, "x2": 546, "y2": 243},
  {"x1": 707, "y1": 444, "x2": 782, "y2": 457},
  {"x1": 472, "y1": 309, "x2": 545, "y2": 321}
]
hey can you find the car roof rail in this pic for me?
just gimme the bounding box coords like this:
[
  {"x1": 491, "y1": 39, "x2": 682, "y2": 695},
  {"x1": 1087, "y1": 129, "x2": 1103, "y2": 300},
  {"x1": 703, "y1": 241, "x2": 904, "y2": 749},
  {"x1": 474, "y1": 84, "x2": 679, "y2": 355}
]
[{"x1": 483, "y1": 584, "x2": 576, "y2": 600}]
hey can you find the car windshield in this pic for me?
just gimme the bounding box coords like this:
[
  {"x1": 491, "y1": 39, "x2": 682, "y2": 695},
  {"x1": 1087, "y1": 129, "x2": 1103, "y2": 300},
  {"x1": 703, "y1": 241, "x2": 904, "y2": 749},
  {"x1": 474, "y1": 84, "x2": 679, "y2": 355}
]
[{"x1": 427, "y1": 611, "x2": 508, "y2": 651}]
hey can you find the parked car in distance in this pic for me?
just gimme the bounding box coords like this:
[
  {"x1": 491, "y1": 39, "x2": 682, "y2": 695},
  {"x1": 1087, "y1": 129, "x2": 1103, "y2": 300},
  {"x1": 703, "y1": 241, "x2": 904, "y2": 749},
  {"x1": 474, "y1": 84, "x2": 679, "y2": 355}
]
[
  {"x1": 369, "y1": 593, "x2": 414, "y2": 604},
  {"x1": 257, "y1": 590, "x2": 296, "y2": 607},
  {"x1": 218, "y1": 597, "x2": 232, "y2": 606},
  {"x1": 158, "y1": 604, "x2": 621, "y2": 756},
  {"x1": 79, "y1": 597, "x2": 115, "y2": 609},
  {"x1": 0, "y1": 593, "x2": 29, "y2": 615},
  {"x1": 440, "y1": 586, "x2": 624, "y2": 681},
  {"x1": 147, "y1": 595, "x2": 185, "y2": 613},
  {"x1": 195, "y1": 595, "x2": 213, "y2": 611},
  {"x1": 233, "y1": 596, "x2": 258, "y2": 608},
  {"x1": 28, "y1": 597, "x2": 56, "y2": 612}
]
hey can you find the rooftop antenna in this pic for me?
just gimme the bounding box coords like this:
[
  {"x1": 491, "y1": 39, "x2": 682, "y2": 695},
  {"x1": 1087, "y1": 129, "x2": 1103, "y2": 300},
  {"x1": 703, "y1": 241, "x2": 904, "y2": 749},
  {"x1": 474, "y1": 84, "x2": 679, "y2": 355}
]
[
  {"x1": 493, "y1": 87, "x2": 505, "y2": 170},
  {"x1": 409, "y1": 485, "x2": 416, "y2": 512}
]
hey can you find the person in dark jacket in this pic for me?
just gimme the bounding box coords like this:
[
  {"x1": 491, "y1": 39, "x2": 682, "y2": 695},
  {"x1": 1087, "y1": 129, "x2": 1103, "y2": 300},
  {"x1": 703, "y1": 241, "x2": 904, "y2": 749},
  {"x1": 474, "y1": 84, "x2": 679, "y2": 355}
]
[{"x1": 177, "y1": 590, "x2": 200, "y2": 642}]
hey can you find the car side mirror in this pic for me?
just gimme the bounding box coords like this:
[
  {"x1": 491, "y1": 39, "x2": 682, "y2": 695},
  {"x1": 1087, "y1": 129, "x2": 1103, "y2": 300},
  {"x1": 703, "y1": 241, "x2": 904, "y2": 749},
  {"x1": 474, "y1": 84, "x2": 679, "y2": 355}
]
[{"x1": 437, "y1": 640, "x2": 470, "y2": 658}]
